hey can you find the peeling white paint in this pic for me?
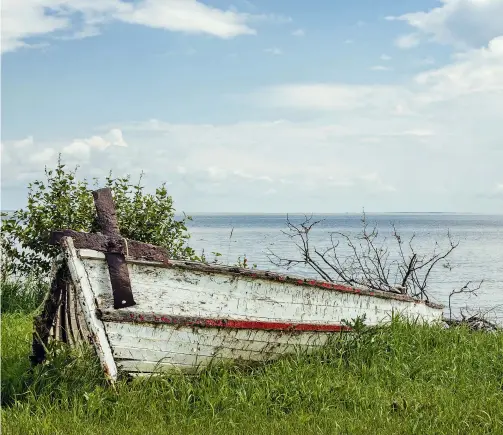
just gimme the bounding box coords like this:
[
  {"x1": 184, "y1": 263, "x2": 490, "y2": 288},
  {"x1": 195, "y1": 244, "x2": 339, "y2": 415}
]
[
  {"x1": 62, "y1": 238, "x2": 118, "y2": 380},
  {"x1": 61, "y1": 245, "x2": 443, "y2": 378}
]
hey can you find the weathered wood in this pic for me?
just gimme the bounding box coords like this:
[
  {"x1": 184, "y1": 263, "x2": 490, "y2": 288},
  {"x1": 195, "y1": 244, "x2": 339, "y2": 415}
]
[
  {"x1": 43, "y1": 224, "x2": 445, "y2": 380},
  {"x1": 91, "y1": 187, "x2": 136, "y2": 308},
  {"x1": 85, "y1": 257, "x2": 442, "y2": 328},
  {"x1": 105, "y1": 322, "x2": 327, "y2": 346},
  {"x1": 106, "y1": 321, "x2": 331, "y2": 375},
  {"x1": 50, "y1": 230, "x2": 170, "y2": 263},
  {"x1": 71, "y1": 281, "x2": 91, "y2": 344},
  {"x1": 62, "y1": 237, "x2": 119, "y2": 380},
  {"x1": 62, "y1": 245, "x2": 444, "y2": 378},
  {"x1": 77, "y1": 247, "x2": 443, "y2": 309},
  {"x1": 92, "y1": 188, "x2": 121, "y2": 237},
  {"x1": 106, "y1": 331, "x2": 318, "y2": 357},
  {"x1": 98, "y1": 310, "x2": 351, "y2": 332},
  {"x1": 31, "y1": 266, "x2": 66, "y2": 366}
]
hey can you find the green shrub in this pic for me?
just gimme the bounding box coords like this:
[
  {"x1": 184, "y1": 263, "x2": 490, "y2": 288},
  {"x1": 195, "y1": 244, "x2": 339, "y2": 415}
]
[{"x1": 1, "y1": 158, "x2": 199, "y2": 278}]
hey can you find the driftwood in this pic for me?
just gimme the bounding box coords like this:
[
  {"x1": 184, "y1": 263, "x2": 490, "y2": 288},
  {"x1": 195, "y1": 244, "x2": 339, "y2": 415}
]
[{"x1": 444, "y1": 316, "x2": 500, "y2": 332}]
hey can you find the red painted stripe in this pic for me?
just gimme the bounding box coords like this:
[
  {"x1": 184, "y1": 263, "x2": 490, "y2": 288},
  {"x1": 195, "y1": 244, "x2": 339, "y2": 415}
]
[
  {"x1": 114, "y1": 312, "x2": 351, "y2": 332},
  {"x1": 200, "y1": 319, "x2": 350, "y2": 332}
]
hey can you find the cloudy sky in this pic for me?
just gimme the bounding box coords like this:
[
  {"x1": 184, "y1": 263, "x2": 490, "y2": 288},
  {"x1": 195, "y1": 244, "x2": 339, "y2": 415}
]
[{"x1": 2, "y1": 0, "x2": 503, "y2": 213}]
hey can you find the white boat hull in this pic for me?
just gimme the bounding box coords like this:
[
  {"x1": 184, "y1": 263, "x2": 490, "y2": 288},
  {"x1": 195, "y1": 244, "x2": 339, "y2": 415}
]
[{"x1": 38, "y1": 237, "x2": 444, "y2": 380}]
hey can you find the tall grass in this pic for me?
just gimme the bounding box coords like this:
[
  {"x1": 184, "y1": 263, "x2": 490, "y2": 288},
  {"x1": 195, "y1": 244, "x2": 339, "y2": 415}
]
[
  {"x1": 2, "y1": 306, "x2": 502, "y2": 434},
  {"x1": 1, "y1": 276, "x2": 48, "y2": 314}
]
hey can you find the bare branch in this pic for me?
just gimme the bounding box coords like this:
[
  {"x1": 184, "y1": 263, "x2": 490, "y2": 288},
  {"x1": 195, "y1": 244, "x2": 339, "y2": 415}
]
[
  {"x1": 448, "y1": 280, "x2": 483, "y2": 321},
  {"x1": 268, "y1": 213, "x2": 467, "y2": 300}
]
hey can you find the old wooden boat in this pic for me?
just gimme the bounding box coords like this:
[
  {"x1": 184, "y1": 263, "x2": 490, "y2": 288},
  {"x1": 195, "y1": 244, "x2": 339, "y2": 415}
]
[{"x1": 32, "y1": 188, "x2": 444, "y2": 381}]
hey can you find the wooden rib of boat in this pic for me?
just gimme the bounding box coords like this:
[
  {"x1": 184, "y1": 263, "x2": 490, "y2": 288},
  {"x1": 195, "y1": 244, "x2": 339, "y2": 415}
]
[{"x1": 32, "y1": 188, "x2": 444, "y2": 381}]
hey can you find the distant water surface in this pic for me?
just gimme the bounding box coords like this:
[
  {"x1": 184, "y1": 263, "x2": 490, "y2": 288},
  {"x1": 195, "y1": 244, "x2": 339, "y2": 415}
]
[
  {"x1": 3, "y1": 211, "x2": 502, "y2": 323},
  {"x1": 186, "y1": 214, "x2": 503, "y2": 324}
]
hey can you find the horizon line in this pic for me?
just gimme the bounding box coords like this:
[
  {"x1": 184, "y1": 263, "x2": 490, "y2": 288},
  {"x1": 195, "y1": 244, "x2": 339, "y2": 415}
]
[
  {"x1": 179, "y1": 211, "x2": 503, "y2": 216},
  {"x1": 3, "y1": 210, "x2": 502, "y2": 216}
]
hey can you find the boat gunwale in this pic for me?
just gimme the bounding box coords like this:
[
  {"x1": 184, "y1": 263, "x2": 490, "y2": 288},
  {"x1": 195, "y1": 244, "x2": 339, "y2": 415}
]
[{"x1": 77, "y1": 246, "x2": 444, "y2": 310}]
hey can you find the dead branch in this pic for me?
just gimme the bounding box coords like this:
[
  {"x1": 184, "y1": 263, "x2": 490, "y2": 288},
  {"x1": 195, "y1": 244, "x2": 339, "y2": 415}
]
[
  {"x1": 448, "y1": 280, "x2": 483, "y2": 321},
  {"x1": 444, "y1": 297, "x2": 500, "y2": 332},
  {"x1": 267, "y1": 214, "x2": 333, "y2": 283},
  {"x1": 269, "y1": 212, "x2": 467, "y2": 301}
]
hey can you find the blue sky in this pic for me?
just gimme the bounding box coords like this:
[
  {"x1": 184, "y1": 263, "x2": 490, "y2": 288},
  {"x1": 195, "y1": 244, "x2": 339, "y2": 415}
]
[{"x1": 2, "y1": 0, "x2": 503, "y2": 212}]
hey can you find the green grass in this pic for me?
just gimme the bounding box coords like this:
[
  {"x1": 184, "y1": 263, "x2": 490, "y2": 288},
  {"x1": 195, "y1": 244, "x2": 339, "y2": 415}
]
[
  {"x1": 2, "y1": 306, "x2": 502, "y2": 435},
  {"x1": 0, "y1": 277, "x2": 48, "y2": 314}
]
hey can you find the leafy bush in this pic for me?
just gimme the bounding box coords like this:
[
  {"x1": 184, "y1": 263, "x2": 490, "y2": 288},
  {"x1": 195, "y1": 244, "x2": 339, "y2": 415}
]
[{"x1": 1, "y1": 158, "x2": 198, "y2": 278}]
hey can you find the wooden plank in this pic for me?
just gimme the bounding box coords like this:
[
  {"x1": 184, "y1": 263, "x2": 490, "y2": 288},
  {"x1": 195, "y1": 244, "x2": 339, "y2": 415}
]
[
  {"x1": 50, "y1": 230, "x2": 170, "y2": 263},
  {"x1": 116, "y1": 360, "x2": 197, "y2": 374},
  {"x1": 105, "y1": 322, "x2": 328, "y2": 347},
  {"x1": 82, "y1": 257, "x2": 443, "y2": 327},
  {"x1": 92, "y1": 188, "x2": 121, "y2": 236},
  {"x1": 107, "y1": 325, "x2": 329, "y2": 373},
  {"x1": 104, "y1": 321, "x2": 329, "y2": 375},
  {"x1": 71, "y1": 282, "x2": 90, "y2": 343},
  {"x1": 66, "y1": 281, "x2": 85, "y2": 346},
  {"x1": 110, "y1": 337, "x2": 316, "y2": 361},
  {"x1": 105, "y1": 252, "x2": 136, "y2": 308},
  {"x1": 64, "y1": 282, "x2": 73, "y2": 346},
  {"x1": 62, "y1": 237, "x2": 119, "y2": 381},
  {"x1": 75, "y1": 247, "x2": 443, "y2": 309},
  {"x1": 91, "y1": 187, "x2": 136, "y2": 309},
  {"x1": 32, "y1": 268, "x2": 65, "y2": 365}
]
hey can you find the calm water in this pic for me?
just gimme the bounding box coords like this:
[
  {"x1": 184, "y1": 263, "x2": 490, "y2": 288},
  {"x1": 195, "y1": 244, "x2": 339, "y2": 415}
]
[
  {"x1": 3, "y1": 211, "x2": 502, "y2": 323},
  {"x1": 186, "y1": 214, "x2": 503, "y2": 324}
]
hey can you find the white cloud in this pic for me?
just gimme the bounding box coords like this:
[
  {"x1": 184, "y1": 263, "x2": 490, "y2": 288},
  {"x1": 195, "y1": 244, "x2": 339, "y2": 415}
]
[
  {"x1": 30, "y1": 148, "x2": 57, "y2": 163},
  {"x1": 1, "y1": 0, "x2": 256, "y2": 54},
  {"x1": 256, "y1": 84, "x2": 408, "y2": 111},
  {"x1": 370, "y1": 65, "x2": 392, "y2": 71},
  {"x1": 359, "y1": 173, "x2": 396, "y2": 192},
  {"x1": 394, "y1": 33, "x2": 421, "y2": 49},
  {"x1": 116, "y1": 0, "x2": 255, "y2": 39},
  {"x1": 13, "y1": 136, "x2": 35, "y2": 148},
  {"x1": 344, "y1": 39, "x2": 354, "y2": 44},
  {"x1": 388, "y1": 0, "x2": 503, "y2": 48},
  {"x1": 380, "y1": 54, "x2": 392, "y2": 61},
  {"x1": 414, "y1": 36, "x2": 503, "y2": 101},
  {"x1": 260, "y1": 36, "x2": 503, "y2": 109},
  {"x1": 264, "y1": 47, "x2": 283, "y2": 55},
  {"x1": 292, "y1": 28, "x2": 305, "y2": 37},
  {"x1": 2, "y1": 13, "x2": 503, "y2": 213},
  {"x1": 62, "y1": 128, "x2": 128, "y2": 159},
  {"x1": 417, "y1": 57, "x2": 436, "y2": 66},
  {"x1": 3, "y1": 104, "x2": 502, "y2": 212}
]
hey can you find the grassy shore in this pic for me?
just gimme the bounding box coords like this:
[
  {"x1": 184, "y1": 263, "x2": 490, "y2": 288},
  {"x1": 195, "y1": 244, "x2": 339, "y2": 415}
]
[{"x1": 1, "y1": 282, "x2": 503, "y2": 435}]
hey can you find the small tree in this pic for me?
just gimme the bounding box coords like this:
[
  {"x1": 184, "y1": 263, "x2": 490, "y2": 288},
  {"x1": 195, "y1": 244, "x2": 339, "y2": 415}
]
[{"x1": 1, "y1": 158, "x2": 198, "y2": 278}]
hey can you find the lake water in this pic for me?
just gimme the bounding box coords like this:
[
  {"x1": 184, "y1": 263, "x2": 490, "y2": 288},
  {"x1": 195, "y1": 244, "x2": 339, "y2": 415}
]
[
  {"x1": 186, "y1": 214, "x2": 503, "y2": 324},
  {"x1": 3, "y1": 211, "x2": 502, "y2": 324}
]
